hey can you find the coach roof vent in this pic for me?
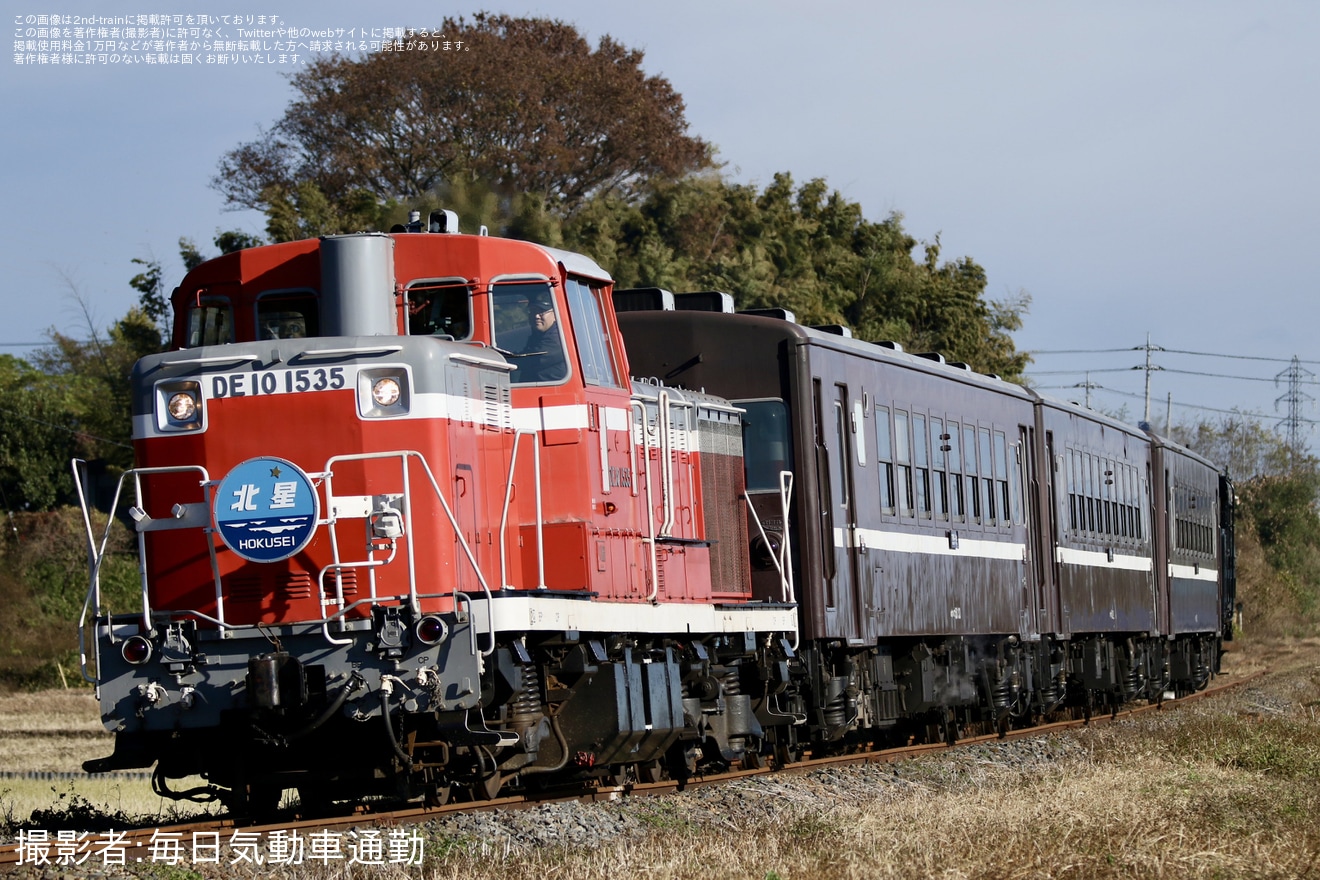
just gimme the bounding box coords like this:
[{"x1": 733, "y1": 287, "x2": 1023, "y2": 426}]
[
  {"x1": 871, "y1": 340, "x2": 904, "y2": 351},
  {"x1": 914, "y1": 352, "x2": 946, "y2": 364},
  {"x1": 810, "y1": 325, "x2": 853, "y2": 337},
  {"x1": 737, "y1": 307, "x2": 797, "y2": 323},
  {"x1": 947, "y1": 362, "x2": 973, "y2": 372},
  {"x1": 613, "y1": 287, "x2": 676, "y2": 312},
  {"x1": 674, "y1": 291, "x2": 735, "y2": 313}
]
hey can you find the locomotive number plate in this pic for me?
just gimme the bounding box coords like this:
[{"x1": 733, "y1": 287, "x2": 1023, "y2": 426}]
[{"x1": 209, "y1": 367, "x2": 348, "y2": 399}]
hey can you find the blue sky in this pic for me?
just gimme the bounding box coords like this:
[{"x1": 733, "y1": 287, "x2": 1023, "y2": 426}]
[{"x1": 4, "y1": 1, "x2": 1318, "y2": 447}]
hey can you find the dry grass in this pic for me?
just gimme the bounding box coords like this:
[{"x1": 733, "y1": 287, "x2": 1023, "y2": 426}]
[
  {"x1": 3, "y1": 639, "x2": 1319, "y2": 879},
  {"x1": 402, "y1": 638, "x2": 1320, "y2": 880}
]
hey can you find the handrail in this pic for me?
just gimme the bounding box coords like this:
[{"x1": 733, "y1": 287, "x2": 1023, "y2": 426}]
[
  {"x1": 158, "y1": 353, "x2": 260, "y2": 368},
  {"x1": 657, "y1": 389, "x2": 674, "y2": 537},
  {"x1": 72, "y1": 462, "x2": 212, "y2": 682},
  {"x1": 779, "y1": 470, "x2": 797, "y2": 606},
  {"x1": 744, "y1": 491, "x2": 788, "y2": 598},
  {"x1": 324, "y1": 450, "x2": 497, "y2": 655},
  {"x1": 631, "y1": 401, "x2": 661, "y2": 602},
  {"x1": 291, "y1": 345, "x2": 403, "y2": 360},
  {"x1": 498, "y1": 430, "x2": 544, "y2": 590}
]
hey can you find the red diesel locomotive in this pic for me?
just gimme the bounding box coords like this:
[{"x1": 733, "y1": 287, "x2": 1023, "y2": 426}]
[{"x1": 75, "y1": 212, "x2": 1232, "y2": 812}]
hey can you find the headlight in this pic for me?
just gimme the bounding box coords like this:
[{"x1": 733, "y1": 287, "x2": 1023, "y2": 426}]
[
  {"x1": 372, "y1": 377, "x2": 401, "y2": 407},
  {"x1": 167, "y1": 392, "x2": 198, "y2": 421},
  {"x1": 358, "y1": 368, "x2": 410, "y2": 418},
  {"x1": 155, "y1": 380, "x2": 204, "y2": 432}
]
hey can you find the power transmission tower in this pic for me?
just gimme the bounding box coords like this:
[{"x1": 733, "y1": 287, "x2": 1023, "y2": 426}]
[{"x1": 1274, "y1": 355, "x2": 1315, "y2": 462}]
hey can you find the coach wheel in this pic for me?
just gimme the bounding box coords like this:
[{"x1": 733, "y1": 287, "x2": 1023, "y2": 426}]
[{"x1": 425, "y1": 783, "x2": 452, "y2": 807}]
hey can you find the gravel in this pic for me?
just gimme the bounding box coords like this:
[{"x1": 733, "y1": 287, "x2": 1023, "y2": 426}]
[{"x1": 423, "y1": 733, "x2": 1091, "y2": 855}]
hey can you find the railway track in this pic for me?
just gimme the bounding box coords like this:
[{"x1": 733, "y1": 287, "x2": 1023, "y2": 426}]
[{"x1": 0, "y1": 670, "x2": 1261, "y2": 869}]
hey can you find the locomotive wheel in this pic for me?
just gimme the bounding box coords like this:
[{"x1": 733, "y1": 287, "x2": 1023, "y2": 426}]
[
  {"x1": 425, "y1": 783, "x2": 453, "y2": 807},
  {"x1": 638, "y1": 760, "x2": 664, "y2": 784},
  {"x1": 773, "y1": 738, "x2": 802, "y2": 768},
  {"x1": 296, "y1": 784, "x2": 332, "y2": 817},
  {"x1": 473, "y1": 771, "x2": 503, "y2": 801},
  {"x1": 245, "y1": 784, "x2": 283, "y2": 819}
]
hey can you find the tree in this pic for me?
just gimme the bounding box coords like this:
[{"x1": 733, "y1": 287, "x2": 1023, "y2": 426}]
[
  {"x1": 1169, "y1": 415, "x2": 1297, "y2": 480},
  {"x1": 213, "y1": 13, "x2": 711, "y2": 240},
  {"x1": 0, "y1": 355, "x2": 83, "y2": 510},
  {"x1": 560, "y1": 173, "x2": 1032, "y2": 379}
]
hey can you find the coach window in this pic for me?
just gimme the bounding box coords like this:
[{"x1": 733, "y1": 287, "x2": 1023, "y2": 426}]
[
  {"x1": 564, "y1": 277, "x2": 621, "y2": 388},
  {"x1": 256, "y1": 289, "x2": 318, "y2": 340},
  {"x1": 1127, "y1": 466, "x2": 1138, "y2": 542},
  {"x1": 186, "y1": 296, "x2": 233, "y2": 347},
  {"x1": 1117, "y1": 464, "x2": 1129, "y2": 541},
  {"x1": 895, "y1": 411, "x2": 913, "y2": 517},
  {"x1": 979, "y1": 428, "x2": 996, "y2": 525},
  {"x1": 913, "y1": 414, "x2": 931, "y2": 519},
  {"x1": 875, "y1": 407, "x2": 896, "y2": 515},
  {"x1": 1099, "y1": 458, "x2": 1109, "y2": 536},
  {"x1": 1087, "y1": 459, "x2": 1098, "y2": 533},
  {"x1": 931, "y1": 418, "x2": 949, "y2": 521},
  {"x1": 741, "y1": 400, "x2": 793, "y2": 492},
  {"x1": 964, "y1": 424, "x2": 981, "y2": 524},
  {"x1": 948, "y1": 421, "x2": 965, "y2": 522},
  {"x1": 406, "y1": 279, "x2": 471, "y2": 339},
  {"x1": 994, "y1": 432, "x2": 1011, "y2": 527},
  {"x1": 833, "y1": 402, "x2": 850, "y2": 511},
  {"x1": 1067, "y1": 450, "x2": 1079, "y2": 533},
  {"x1": 492, "y1": 280, "x2": 569, "y2": 385}
]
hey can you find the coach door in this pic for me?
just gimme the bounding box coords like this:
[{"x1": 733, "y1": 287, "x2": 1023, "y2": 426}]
[{"x1": 817, "y1": 380, "x2": 864, "y2": 642}]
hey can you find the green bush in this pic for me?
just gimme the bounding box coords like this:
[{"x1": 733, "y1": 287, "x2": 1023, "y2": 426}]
[{"x1": 0, "y1": 507, "x2": 140, "y2": 690}]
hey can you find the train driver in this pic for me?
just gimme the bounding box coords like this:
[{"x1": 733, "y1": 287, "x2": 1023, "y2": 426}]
[{"x1": 514, "y1": 290, "x2": 568, "y2": 383}]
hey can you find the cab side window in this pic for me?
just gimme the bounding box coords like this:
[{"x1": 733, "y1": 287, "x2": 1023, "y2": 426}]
[
  {"x1": 186, "y1": 297, "x2": 234, "y2": 347},
  {"x1": 564, "y1": 277, "x2": 621, "y2": 388}
]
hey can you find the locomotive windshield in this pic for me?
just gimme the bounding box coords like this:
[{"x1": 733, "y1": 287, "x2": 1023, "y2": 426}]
[
  {"x1": 740, "y1": 399, "x2": 793, "y2": 492},
  {"x1": 186, "y1": 296, "x2": 234, "y2": 347},
  {"x1": 256, "y1": 290, "x2": 318, "y2": 340},
  {"x1": 406, "y1": 280, "x2": 471, "y2": 340}
]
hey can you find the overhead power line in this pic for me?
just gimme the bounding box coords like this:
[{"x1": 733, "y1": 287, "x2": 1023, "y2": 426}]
[{"x1": 1031, "y1": 341, "x2": 1320, "y2": 366}]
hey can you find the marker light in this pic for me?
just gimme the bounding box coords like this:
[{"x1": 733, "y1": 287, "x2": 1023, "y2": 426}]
[
  {"x1": 372, "y1": 377, "x2": 402, "y2": 407},
  {"x1": 415, "y1": 615, "x2": 449, "y2": 645},
  {"x1": 121, "y1": 636, "x2": 153, "y2": 665}
]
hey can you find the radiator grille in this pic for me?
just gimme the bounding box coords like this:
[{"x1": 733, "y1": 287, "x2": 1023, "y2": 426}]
[{"x1": 697, "y1": 415, "x2": 752, "y2": 595}]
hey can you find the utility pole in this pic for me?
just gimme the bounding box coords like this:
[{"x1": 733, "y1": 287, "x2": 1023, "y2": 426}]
[
  {"x1": 1133, "y1": 334, "x2": 1164, "y2": 426},
  {"x1": 1274, "y1": 355, "x2": 1315, "y2": 464},
  {"x1": 1072, "y1": 372, "x2": 1100, "y2": 409}
]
